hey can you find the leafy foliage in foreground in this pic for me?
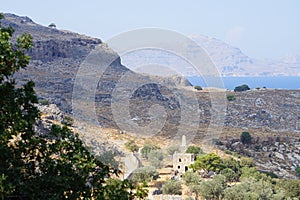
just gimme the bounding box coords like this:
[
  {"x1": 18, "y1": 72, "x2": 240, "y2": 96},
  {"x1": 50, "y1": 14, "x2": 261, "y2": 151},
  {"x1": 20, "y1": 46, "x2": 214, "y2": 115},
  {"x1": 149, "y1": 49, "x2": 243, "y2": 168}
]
[{"x1": 0, "y1": 13, "x2": 147, "y2": 199}]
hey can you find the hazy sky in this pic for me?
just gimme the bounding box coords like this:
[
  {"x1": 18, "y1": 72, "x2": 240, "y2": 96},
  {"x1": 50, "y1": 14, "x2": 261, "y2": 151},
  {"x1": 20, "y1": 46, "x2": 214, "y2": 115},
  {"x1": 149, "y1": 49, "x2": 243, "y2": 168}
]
[{"x1": 1, "y1": 0, "x2": 299, "y2": 59}]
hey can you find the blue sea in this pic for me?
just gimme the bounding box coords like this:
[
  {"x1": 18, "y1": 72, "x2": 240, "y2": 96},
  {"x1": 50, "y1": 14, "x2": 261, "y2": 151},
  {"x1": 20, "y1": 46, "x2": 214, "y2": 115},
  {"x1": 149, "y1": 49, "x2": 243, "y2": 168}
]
[{"x1": 187, "y1": 76, "x2": 300, "y2": 90}]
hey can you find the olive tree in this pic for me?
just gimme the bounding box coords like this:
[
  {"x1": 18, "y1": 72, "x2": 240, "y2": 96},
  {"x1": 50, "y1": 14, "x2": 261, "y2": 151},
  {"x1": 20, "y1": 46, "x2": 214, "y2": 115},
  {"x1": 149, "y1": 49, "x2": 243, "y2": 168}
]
[
  {"x1": 162, "y1": 179, "x2": 182, "y2": 195},
  {"x1": 132, "y1": 166, "x2": 159, "y2": 183}
]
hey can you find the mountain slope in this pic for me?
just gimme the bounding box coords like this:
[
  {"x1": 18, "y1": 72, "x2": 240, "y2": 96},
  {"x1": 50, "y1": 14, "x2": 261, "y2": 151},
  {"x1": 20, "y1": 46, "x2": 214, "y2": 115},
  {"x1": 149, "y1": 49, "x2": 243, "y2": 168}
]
[
  {"x1": 3, "y1": 13, "x2": 299, "y2": 133},
  {"x1": 2, "y1": 13, "x2": 125, "y2": 112},
  {"x1": 190, "y1": 35, "x2": 300, "y2": 76},
  {"x1": 2, "y1": 13, "x2": 300, "y2": 179}
]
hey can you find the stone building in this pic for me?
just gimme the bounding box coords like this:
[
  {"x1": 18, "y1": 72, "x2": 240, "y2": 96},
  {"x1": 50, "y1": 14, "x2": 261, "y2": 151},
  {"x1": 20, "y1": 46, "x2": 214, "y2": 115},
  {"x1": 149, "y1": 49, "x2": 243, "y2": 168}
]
[{"x1": 173, "y1": 152, "x2": 195, "y2": 174}]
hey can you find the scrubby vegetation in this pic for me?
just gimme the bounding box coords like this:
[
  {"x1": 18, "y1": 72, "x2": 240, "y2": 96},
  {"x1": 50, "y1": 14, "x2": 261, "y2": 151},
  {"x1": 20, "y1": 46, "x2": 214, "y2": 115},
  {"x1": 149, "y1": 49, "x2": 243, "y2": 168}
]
[
  {"x1": 166, "y1": 145, "x2": 179, "y2": 155},
  {"x1": 240, "y1": 131, "x2": 252, "y2": 144},
  {"x1": 132, "y1": 166, "x2": 159, "y2": 183},
  {"x1": 181, "y1": 150, "x2": 300, "y2": 199},
  {"x1": 162, "y1": 179, "x2": 182, "y2": 195},
  {"x1": 141, "y1": 143, "x2": 160, "y2": 159},
  {"x1": 226, "y1": 94, "x2": 235, "y2": 101},
  {"x1": 185, "y1": 145, "x2": 203, "y2": 155},
  {"x1": 61, "y1": 115, "x2": 74, "y2": 126},
  {"x1": 125, "y1": 140, "x2": 139, "y2": 152},
  {"x1": 234, "y1": 84, "x2": 250, "y2": 92},
  {"x1": 194, "y1": 85, "x2": 203, "y2": 90}
]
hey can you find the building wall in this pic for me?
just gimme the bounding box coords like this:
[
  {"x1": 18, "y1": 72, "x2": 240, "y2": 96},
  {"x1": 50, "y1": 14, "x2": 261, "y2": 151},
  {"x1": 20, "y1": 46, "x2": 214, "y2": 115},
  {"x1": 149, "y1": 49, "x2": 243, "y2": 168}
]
[{"x1": 173, "y1": 153, "x2": 194, "y2": 174}]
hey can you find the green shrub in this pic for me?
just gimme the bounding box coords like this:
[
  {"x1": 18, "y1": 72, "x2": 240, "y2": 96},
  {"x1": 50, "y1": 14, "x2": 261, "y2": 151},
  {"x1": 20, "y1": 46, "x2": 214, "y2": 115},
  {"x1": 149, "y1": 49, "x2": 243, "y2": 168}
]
[
  {"x1": 221, "y1": 168, "x2": 239, "y2": 182},
  {"x1": 226, "y1": 94, "x2": 235, "y2": 101},
  {"x1": 240, "y1": 132, "x2": 252, "y2": 144},
  {"x1": 198, "y1": 175, "x2": 226, "y2": 199},
  {"x1": 240, "y1": 157, "x2": 254, "y2": 168},
  {"x1": 166, "y1": 145, "x2": 179, "y2": 155},
  {"x1": 224, "y1": 181, "x2": 248, "y2": 200},
  {"x1": 125, "y1": 140, "x2": 139, "y2": 152},
  {"x1": 224, "y1": 178, "x2": 279, "y2": 200},
  {"x1": 278, "y1": 179, "x2": 300, "y2": 198},
  {"x1": 61, "y1": 115, "x2": 74, "y2": 126},
  {"x1": 132, "y1": 166, "x2": 159, "y2": 183},
  {"x1": 183, "y1": 171, "x2": 201, "y2": 187},
  {"x1": 39, "y1": 99, "x2": 49, "y2": 105},
  {"x1": 148, "y1": 150, "x2": 164, "y2": 168},
  {"x1": 233, "y1": 152, "x2": 240, "y2": 158},
  {"x1": 162, "y1": 179, "x2": 182, "y2": 195},
  {"x1": 234, "y1": 84, "x2": 250, "y2": 92},
  {"x1": 97, "y1": 150, "x2": 119, "y2": 169},
  {"x1": 254, "y1": 145, "x2": 261, "y2": 151},
  {"x1": 240, "y1": 167, "x2": 262, "y2": 180},
  {"x1": 225, "y1": 150, "x2": 232, "y2": 155},
  {"x1": 260, "y1": 171, "x2": 278, "y2": 178},
  {"x1": 194, "y1": 85, "x2": 203, "y2": 90},
  {"x1": 223, "y1": 157, "x2": 241, "y2": 173},
  {"x1": 141, "y1": 143, "x2": 160, "y2": 159},
  {"x1": 296, "y1": 166, "x2": 300, "y2": 177},
  {"x1": 186, "y1": 146, "x2": 203, "y2": 155},
  {"x1": 48, "y1": 23, "x2": 56, "y2": 28}
]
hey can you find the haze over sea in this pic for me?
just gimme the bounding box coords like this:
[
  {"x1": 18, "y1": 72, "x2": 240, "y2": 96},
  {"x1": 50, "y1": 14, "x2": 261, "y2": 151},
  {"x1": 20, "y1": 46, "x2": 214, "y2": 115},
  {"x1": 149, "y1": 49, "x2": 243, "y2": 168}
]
[{"x1": 188, "y1": 76, "x2": 300, "y2": 90}]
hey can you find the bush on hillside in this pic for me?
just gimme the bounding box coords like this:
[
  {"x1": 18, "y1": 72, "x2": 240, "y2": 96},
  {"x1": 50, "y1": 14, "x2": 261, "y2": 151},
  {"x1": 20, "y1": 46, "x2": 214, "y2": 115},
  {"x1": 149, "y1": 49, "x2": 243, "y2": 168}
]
[{"x1": 234, "y1": 84, "x2": 250, "y2": 92}]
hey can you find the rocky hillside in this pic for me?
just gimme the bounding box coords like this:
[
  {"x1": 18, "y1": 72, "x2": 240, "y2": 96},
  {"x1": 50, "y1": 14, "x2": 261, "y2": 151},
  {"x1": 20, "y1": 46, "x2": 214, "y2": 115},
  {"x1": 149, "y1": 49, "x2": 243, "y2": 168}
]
[
  {"x1": 3, "y1": 13, "x2": 300, "y2": 135},
  {"x1": 3, "y1": 13, "x2": 299, "y2": 179},
  {"x1": 2, "y1": 13, "x2": 123, "y2": 113}
]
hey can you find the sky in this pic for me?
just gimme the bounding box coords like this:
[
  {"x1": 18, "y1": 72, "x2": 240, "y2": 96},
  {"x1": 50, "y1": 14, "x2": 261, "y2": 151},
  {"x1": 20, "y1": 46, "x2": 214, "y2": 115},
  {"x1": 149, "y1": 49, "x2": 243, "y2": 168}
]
[{"x1": 1, "y1": 0, "x2": 300, "y2": 60}]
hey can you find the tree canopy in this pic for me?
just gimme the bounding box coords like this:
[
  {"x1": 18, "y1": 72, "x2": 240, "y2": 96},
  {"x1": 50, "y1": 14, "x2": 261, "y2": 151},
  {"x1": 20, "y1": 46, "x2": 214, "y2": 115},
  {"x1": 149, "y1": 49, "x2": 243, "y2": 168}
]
[
  {"x1": 162, "y1": 179, "x2": 182, "y2": 195},
  {"x1": 190, "y1": 153, "x2": 225, "y2": 173},
  {"x1": 185, "y1": 145, "x2": 203, "y2": 155}
]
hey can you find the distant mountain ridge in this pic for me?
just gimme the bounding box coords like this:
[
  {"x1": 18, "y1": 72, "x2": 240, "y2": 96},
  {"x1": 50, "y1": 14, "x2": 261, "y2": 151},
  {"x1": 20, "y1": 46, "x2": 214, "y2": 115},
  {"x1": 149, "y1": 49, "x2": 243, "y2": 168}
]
[
  {"x1": 121, "y1": 34, "x2": 300, "y2": 77},
  {"x1": 190, "y1": 35, "x2": 300, "y2": 76}
]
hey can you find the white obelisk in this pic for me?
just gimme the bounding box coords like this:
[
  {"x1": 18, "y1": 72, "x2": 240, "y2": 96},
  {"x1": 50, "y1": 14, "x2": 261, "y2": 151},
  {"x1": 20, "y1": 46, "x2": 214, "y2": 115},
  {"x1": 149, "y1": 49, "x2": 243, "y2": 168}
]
[{"x1": 180, "y1": 135, "x2": 187, "y2": 152}]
